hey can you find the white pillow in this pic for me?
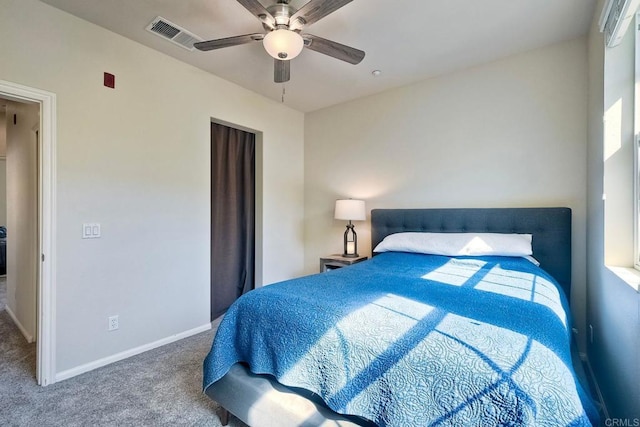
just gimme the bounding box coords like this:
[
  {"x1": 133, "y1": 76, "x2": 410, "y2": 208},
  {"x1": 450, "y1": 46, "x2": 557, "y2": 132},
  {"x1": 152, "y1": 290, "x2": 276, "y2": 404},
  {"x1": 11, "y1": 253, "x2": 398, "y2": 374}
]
[{"x1": 373, "y1": 232, "x2": 533, "y2": 257}]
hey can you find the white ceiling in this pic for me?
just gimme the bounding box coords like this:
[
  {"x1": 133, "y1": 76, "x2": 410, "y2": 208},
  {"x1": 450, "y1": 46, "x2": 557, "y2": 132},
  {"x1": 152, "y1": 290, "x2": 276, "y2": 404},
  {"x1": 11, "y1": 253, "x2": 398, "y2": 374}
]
[{"x1": 39, "y1": 0, "x2": 597, "y2": 112}]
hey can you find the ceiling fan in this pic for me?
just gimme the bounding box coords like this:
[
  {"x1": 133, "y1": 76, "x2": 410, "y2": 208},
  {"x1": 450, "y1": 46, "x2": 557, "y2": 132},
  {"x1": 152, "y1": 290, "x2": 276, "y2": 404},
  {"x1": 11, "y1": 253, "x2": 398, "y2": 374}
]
[{"x1": 194, "y1": 0, "x2": 365, "y2": 83}]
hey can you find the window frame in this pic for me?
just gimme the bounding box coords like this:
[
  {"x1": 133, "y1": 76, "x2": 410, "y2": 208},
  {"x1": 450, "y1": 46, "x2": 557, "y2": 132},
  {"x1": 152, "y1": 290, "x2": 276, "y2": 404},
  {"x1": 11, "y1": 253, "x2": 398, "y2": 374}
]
[{"x1": 634, "y1": 12, "x2": 640, "y2": 270}]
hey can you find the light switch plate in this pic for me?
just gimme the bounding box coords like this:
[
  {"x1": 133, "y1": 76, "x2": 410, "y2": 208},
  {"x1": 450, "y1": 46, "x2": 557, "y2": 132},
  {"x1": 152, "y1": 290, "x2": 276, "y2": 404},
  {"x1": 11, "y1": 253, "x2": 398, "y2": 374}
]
[{"x1": 82, "y1": 223, "x2": 101, "y2": 239}]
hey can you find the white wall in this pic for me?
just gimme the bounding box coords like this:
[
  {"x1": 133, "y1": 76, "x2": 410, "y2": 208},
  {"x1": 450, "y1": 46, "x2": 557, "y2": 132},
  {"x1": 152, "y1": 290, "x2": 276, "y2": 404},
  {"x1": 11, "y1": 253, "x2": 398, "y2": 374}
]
[
  {"x1": 304, "y1": 38, "x2": 589, "y2": 348},
  {"x1": 0, "y1": 0, "x2": 304, "y2": 376},
  {"x1": 4, "y1": 100, "x2": 39, "y2": 342},
  {"x1": 586, "y1": 0, "x2": 640, "y2": 419},
  {"x1": 0, "y1": 110, "x2": 6, "y2": 227}
]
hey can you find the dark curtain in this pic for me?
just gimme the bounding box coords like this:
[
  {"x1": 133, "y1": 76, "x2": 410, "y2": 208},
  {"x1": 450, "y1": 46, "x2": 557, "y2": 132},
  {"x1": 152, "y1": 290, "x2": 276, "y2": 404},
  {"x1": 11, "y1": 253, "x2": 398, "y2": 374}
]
[{"x1": 210, "y1": 122, "x2": 255, "y2": 320}]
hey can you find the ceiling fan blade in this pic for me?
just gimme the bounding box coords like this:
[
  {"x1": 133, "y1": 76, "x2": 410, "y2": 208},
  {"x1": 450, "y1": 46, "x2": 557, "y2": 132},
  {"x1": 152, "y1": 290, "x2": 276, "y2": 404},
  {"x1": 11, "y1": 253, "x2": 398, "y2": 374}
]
[
  {"x1": 274, "y1": 59, "x2": 290, "y2": 83},
  {"x1": 236, "y1": 0, "x2": 276, "y2": 29},
  {"x1": 194, "y1": 33, "x2": 264, "y2": 51},
  {"x1": 289, "y1": 0, "x2": 353, "y2": 31},
  {"x1": 303, "y1": 34, "x2": 365, "y2": 64}
]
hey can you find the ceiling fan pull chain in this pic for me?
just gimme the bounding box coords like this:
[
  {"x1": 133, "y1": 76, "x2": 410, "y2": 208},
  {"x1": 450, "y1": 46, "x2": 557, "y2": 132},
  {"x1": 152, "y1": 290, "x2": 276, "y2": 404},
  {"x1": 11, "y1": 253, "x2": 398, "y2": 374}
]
[{"x1": 281, "y1": 85, "x2": 286, "y2": 103}]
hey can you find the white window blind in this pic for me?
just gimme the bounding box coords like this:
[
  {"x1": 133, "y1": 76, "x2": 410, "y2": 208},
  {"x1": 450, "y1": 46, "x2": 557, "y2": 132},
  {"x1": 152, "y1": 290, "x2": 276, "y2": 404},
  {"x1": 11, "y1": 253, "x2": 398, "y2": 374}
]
[{"x1": 600, "y1": 0, "x2": 640, "y2": 47}]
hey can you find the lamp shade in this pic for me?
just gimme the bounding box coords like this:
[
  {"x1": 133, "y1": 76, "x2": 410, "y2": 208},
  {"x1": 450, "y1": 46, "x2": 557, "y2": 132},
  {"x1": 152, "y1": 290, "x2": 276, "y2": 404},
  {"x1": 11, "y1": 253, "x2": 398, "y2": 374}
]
[
  {"x1": 263, "y1": 29, "x2": 304, "y2": 60},
  {"x1": 335, "y1": 199, "x2": 366, "y2": 221}
]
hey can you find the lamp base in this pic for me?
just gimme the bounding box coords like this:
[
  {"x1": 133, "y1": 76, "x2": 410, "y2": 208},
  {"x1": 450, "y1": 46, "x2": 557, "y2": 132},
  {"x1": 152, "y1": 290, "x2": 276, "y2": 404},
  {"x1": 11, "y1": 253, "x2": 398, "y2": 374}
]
[{"x1": 342, "y1": 253, "x2": 360, "y2": 258}]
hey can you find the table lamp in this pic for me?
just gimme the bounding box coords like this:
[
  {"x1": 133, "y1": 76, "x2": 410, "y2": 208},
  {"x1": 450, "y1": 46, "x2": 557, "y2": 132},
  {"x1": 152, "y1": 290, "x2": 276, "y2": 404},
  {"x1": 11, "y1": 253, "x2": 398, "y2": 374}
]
[{"x1": 334, "y1": 199, "x2": 366, "y2": 257}]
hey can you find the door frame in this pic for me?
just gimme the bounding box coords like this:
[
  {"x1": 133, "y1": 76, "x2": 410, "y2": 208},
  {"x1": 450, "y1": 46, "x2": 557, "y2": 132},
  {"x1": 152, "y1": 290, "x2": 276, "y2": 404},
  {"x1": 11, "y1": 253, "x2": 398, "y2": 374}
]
[{"x1": 0, "y1": 79, "x2": 56, "y2": 386}]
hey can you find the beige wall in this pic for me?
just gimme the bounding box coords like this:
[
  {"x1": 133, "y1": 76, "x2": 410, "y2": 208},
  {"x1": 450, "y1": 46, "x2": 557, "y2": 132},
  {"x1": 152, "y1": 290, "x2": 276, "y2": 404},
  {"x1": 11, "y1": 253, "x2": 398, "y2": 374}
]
[
  {"x1": 0, "y1": 0, "x2": 304, "y2": 376},
  {"x1": 0, "y1": 159, "x2": 6, "y2": 228},
  {"x1": 0, "y1": 109, "x2": 6, "y2": 155},
  {"x1": 4, "y1": 100, "x2": 39, "y2": 342},
  {"x1": 586, "y1": 0, "x2": 640, "y2": 419},
  {"x1": 305, "y1": 37, "x2": 589, "y2": 349}
]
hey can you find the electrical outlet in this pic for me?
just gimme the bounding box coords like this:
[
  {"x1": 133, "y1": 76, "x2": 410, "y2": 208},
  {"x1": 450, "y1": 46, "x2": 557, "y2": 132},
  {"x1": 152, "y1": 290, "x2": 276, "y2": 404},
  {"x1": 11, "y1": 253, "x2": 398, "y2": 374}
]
[{"x1": 108, "y1": 315, "x2": 119, "y2": 331}]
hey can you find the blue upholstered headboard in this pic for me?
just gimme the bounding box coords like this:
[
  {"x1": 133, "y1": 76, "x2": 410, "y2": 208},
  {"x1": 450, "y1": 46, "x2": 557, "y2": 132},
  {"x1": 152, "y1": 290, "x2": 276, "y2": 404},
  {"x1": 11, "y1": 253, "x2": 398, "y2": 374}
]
[{"x1": 370, "y1": 208, "x2": 572, "y2": 298}]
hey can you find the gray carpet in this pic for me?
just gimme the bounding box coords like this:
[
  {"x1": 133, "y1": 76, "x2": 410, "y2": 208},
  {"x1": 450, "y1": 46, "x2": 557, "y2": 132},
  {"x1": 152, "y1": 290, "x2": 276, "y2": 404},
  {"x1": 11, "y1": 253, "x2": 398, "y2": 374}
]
[
  {"x1": 0, "y1": 280, "x2": 248, "y2": 427},
  {"x1": 0, "y1": 276, "x2": 6, "y2": 311}
]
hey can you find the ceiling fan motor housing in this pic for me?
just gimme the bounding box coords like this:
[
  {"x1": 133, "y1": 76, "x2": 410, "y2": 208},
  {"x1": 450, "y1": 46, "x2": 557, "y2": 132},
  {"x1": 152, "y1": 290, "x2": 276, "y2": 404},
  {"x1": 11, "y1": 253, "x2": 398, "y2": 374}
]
[{"x1": 265, "y1": 3, "x2": 297, "y2": 29}]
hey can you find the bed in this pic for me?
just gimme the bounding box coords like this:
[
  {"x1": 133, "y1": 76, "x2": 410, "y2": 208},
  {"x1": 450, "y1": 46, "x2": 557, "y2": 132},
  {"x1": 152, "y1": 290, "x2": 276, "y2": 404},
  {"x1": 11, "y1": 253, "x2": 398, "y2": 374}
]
[{"x1": 203, "y1": 207, "x2": 598, "y2": 426}]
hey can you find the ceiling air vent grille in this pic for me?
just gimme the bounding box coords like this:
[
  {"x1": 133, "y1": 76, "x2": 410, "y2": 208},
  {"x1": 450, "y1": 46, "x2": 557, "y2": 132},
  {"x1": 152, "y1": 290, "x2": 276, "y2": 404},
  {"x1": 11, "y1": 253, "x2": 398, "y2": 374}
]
[{"x1": 146, "y1": 16, "x2": 202, "y2": 51}]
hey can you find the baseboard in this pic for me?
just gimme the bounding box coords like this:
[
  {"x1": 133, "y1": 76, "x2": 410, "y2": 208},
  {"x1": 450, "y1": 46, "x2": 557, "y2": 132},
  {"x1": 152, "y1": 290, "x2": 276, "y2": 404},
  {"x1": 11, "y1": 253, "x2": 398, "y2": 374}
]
[
  {"x1": 5, "y1": 305, "x2": 35, "y2": 343},
  {"x1": 55, "y1": 322, "x2": 212, "y2": 383}
]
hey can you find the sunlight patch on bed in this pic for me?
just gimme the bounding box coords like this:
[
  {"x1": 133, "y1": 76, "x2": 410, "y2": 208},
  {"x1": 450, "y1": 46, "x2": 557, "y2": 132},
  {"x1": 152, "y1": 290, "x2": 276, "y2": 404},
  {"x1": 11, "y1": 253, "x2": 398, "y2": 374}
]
[
  {"x1": 462, "y1": 236, "x2": 494, "y2": 254},
  {"x1": 247, "y1": 387, "x2": 318, "y2": 424},
  {"x1": 474, "y1": 266, "x2": 566, "y2": 325},
  {"x1": 351, "y1": 314, "x2": 582, "y2": 425},
  {"x1": 432, "y1": 313, "x2": 534, "y2": 374},
  {"x1": 421, "y1": 259, "x2": 486, "y2": 286},
  {"x1": 351, "y1": 313, "x2": 532, "y2": 417},
  {"x1": 281, "y1": 294, "x2": 435, "y2": 392},
  {"x1": 371, "y1": 293, "x2": 437, "y2": 321}
]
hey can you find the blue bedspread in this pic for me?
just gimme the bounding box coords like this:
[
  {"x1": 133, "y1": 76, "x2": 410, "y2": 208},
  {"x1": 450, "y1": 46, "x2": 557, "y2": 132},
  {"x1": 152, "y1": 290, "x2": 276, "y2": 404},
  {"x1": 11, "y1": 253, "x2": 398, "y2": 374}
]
[{"x1": 203, "y1": 252, "x2": 598, "y2": 426}]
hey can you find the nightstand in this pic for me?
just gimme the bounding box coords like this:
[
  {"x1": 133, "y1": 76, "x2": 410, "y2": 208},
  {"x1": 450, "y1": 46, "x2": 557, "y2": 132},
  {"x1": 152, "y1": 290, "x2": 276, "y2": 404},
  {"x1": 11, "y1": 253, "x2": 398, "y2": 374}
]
[{"x1": 319, "y1": 254, "x2": 368, "y2": 273}]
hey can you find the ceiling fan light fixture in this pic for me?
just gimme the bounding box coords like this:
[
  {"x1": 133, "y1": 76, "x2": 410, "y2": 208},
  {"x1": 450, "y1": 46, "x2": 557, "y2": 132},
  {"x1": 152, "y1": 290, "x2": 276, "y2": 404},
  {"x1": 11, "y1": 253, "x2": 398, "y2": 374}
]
[{"x1": 263, "y1": 29, "x2": 304, "y2": 60}]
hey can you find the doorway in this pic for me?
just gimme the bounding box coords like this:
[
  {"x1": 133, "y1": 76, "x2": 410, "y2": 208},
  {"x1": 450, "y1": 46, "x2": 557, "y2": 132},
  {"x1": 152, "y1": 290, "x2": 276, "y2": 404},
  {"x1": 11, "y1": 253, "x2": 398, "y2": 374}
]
[
  {"x1": 2, "y1": 98, "x2": 39, "y2": 330},
  {"x1": 0, "y1": 80, "x2": 56, "y2": 386},
  {"x1": 210, "y1": 121, "x2": 256, "y2": 320}
]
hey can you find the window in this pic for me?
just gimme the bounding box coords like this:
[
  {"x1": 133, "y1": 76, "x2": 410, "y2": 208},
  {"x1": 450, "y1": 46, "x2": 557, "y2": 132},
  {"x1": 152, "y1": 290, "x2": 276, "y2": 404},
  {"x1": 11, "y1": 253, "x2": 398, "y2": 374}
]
[{"x1": 635, "y1": 12, "x2": 640, "y2": 270}]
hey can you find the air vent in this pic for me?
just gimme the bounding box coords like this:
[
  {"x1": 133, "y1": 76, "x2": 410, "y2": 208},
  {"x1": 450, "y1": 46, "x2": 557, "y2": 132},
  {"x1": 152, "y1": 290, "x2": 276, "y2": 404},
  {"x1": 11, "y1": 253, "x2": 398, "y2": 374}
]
[{"x1": 146, "y1": 16, "x2": 202, "y2": 51}]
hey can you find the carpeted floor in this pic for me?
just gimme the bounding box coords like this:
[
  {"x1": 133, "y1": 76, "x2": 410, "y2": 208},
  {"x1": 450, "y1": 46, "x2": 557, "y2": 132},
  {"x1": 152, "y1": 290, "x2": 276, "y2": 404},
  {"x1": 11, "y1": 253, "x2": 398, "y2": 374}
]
[
  {"x1": 0, "y1": 277, "x2": 248, "y2": 426},
  {"x1": 0, "y1": 276, "x2": 6, "y2": 311}
]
